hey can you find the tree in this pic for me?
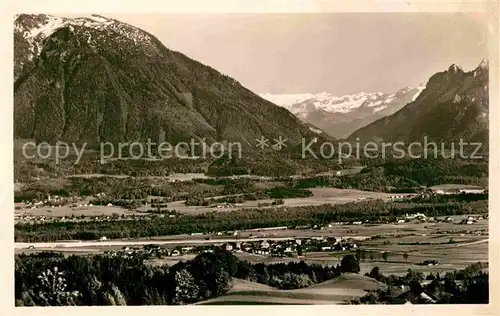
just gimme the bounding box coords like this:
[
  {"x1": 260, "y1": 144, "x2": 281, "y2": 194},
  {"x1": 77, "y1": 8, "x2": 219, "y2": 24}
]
[
  {"x1": 382, "y1": 252, "x2": 389, "y2": 262},
  {"x1": 254, "y1": 264, "x2": 270, "y2": 285},
  {"x1": 280, "y1": 273, "x2": 312, "y2": 289},
  {"x1": 404, "y1": 269, "x2": 424, "y2": 283},
  {"x1": 366, "y1": 266, "x2": 382, "y2": 280},
  {"x1": 32, "y1": 267, "x2": 80, "y2": 306},
  {"x1": 360, "y1": 250, "x2": 367, "y2": 262},
  {"x1": 297, "y1": 245, "x2": 303, "y2": 257},
  {"x1": 339, "y1": 255, "x2": 360, "y2": 274},
  {"x1": 235, "y1": 260, "x2": 257, "y2": 281},
  {"x1": 370, "y1": 253, "x2": 374, "y2": 262},
  {"x1": 100, "y1": 284, "x2": 127, "y2": 305},
  {"x1": 403, "y1": 252, "x2": 409, "y2": 263},
  {"x1": 172, "y1": 269, "x2": 199, "y2": 304},
  {"x1": 464, "y1": 262, "x2": 484, "y2": 277}
]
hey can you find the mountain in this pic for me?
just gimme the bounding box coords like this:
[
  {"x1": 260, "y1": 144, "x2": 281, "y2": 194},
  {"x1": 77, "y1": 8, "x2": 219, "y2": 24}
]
[
  {"x1": 349, "y1": 61, "x2": 488, "y2": 145},
  {"x1": 14, "y1": 14, "x2": 322, "y2": 149},
  {"x1": 260, "y1": 85, "x2": 425, "y2": 139}
]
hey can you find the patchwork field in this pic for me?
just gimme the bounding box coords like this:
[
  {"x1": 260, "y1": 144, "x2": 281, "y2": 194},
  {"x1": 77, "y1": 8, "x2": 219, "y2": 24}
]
[
  {"x1": 15, "y1": 187, "x2": 398, "y2": 219},
  {"x1": 157, "y1": 187, "x2": 397, "y2": 215},
  {"x1": 16, "y1": 215, "x2": 488, "y2": 277}
]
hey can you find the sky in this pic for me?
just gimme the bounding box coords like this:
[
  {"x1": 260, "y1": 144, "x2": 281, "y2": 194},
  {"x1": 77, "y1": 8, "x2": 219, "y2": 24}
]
[{"x1": 83, "y1": 13, "x2": 488, "y2": 95}]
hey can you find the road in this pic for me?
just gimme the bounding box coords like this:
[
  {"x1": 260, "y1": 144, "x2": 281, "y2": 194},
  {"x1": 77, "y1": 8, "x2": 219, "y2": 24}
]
[{"x1": 453, "y1": 238, "x2": 489, "y2": 247}]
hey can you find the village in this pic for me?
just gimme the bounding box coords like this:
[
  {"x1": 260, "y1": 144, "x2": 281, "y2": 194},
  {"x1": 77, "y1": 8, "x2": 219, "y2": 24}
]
[{"x1": 98, "y1": 235, "x2": 361, "y2": 260}]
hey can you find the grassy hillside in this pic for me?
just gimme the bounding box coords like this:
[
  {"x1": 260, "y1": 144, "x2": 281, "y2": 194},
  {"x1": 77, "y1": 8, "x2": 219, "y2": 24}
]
[{"x1": 196, "y1": 275, "x2": 387, "y2": 305}]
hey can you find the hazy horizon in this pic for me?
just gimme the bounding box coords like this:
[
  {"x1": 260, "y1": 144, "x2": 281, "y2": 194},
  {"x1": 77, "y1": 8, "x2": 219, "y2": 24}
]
[{"x1": 62, "y1": 13, "x2": 487, "y2": 95}]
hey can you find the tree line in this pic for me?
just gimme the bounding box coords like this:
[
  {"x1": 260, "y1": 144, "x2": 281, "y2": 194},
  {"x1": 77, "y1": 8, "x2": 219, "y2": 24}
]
[
  {"x1": 16, "y1": 250, "x2": 347, "y2": 306},
  {"x1": 15, "y1": 199, "x2": 487, "y2": 242}
]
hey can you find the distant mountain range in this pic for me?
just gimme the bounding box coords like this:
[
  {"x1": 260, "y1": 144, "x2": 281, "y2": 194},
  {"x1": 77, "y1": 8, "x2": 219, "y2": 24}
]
[
  {"x1": 13, "y1": 14, "x2": 488, "y2": 155},
  {"x1": 350, "y1": 61, "x2": 488, "y2": 145},
  {"x1": 14, "y1": 14, "x2": 322, "y2": 149},
  {"x1": 260, "y1": 85, "x2": 425, "y2": 139}
]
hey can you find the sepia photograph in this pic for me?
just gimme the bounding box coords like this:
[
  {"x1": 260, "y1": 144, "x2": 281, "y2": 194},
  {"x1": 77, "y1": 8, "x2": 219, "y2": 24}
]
[{"x1": 9, "y1": 1, "x2": 497, "y2": 310}]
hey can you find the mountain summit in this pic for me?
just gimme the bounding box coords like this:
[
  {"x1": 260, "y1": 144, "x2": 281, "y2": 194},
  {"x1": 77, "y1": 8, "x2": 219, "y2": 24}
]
[
  {"x1": 349, "y1": 60, "x2": 489, "y2": 144},
  {"x1": 14, "y1": 14, "x2": 318, "y2": 148}
]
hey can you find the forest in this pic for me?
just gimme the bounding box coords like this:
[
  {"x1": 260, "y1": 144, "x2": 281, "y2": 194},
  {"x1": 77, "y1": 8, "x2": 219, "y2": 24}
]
[{"x1": 15, "y1": 250, "x2": 488, "y2": 306}]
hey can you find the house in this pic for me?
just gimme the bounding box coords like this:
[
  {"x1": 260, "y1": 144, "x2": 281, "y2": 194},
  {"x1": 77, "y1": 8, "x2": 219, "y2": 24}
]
[
  {"x1": 397, "y1": 219, "x2": 406, "y2": 224},
  {"x1": 224, "y1": 243, "x2": 234, "y2": 252},
  {"x1": 353, "y1": 221, "x2": 362, "y2": 225},
  {"x1": 417, "y1": 291, "x2": 438, "y2": 304},
  {"x1": 14, "y1": 202, "x2": 26, "y2": 210},
  {"x1": 260, "y1": 241, "x2": 270, "y2": 249},
  {"x1": 421, "y1": 260, "x2": 439, "y2": 266},
  {"x1": 445, "y1": 217, "x2": 453, "y2": 222},
  {"x1": 99, "y1": 236, "x2": 107, "y2": 241},
  {"x1": 459, "y1": 189, "x2": 485, "y2": 194},
  {"x1": 256, "y1": 248, "x2": 270, "y2": 255},
  {"x1": 405, "y1": 212, "x2": 427, "y2": 220}
]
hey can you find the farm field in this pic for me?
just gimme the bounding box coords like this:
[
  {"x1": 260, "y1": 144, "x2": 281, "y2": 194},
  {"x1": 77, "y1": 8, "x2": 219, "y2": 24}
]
[
  {"x1": 15, "y1": 203, "x2": 151, "y2": 219},
  {"x1": 15, "y1": 216, "x2": 488, "y2": 276},
  {"x1": 196, "y1": 274, "x2": 386, "y2": 305},
  {"x1": 14, "y1": 187, "x2": 399, "y2": 218},
  {"x1": 156, "y1": 187, "x2": 398, "y2": 214}
]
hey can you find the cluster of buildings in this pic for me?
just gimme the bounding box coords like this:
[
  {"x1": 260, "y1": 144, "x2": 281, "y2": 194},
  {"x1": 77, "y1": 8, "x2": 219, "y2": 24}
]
[
  {"x1": 395, "y1": 214, "x2": 486, "y2": 225},
  {"x1": 100, "y1": 236, "x2": 362, "y2": 260},
  {"x1": 429, "y1": 188, "x2": 487, "y2": 195},
  {"x1": 14, "y1": 214, "x2": 48, "y2": 222},
  {"x1": 388, "y1": 194, "x2": 414, "y2": 201},
  {"x1": 214, "y1": 237, "x2": 359, "y2": 257},
  {"x1": 15, "y1": 194, "x2": 86, "y2": 210},
  {"x1": 15, "y1": 194, "x2": 91, "y2": 211},
  {"x1": 459, "y1": 215, "x2": 486, "y2": 225}
]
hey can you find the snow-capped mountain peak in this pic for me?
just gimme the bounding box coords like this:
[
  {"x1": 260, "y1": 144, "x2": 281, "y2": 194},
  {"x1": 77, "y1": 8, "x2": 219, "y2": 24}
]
[
  {"x1": 14, "y1": 14, "x2": 158, "y2": 62},
  {"x1": 259, "y1": 85, "x2": 426, "y2": 139},
  {"x1": 260, "y1": 85, "x2": 424, "y2": 116}
]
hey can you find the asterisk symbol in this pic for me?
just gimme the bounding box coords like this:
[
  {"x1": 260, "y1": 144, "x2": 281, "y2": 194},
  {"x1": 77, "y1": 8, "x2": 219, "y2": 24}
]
[
  {"x1": 255, "y1": 136, "x2": 269, "y2": 149},
  {"x1": 273, "y1": 136, "x2": 287, "y2": 150}
]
